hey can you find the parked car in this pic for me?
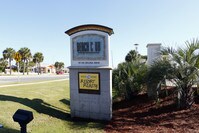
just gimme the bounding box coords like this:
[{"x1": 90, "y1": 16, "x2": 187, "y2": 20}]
[{"x1": 56, "y1": 71, "x2": 64, "y2": 75}]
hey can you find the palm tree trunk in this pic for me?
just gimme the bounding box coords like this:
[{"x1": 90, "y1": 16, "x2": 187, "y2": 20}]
[
  {"x1": 178, "y1": 90, "x2": 186, "y2": 109},
  {"x1": 23, "y1": 59, "x2": 25, "y2": 75},
  {"x1": 9, "y1": 59, "x2": 11, "y2": 75},
  {"x1": 37, "y1": 62, "x2": 39, "y2": 75},
  {"x1": 27, "y1": 60, "x2": 29, "y2": 75},
  {"x1": 39, "y1": 63, "x2": 41, "y2": 75},
  {"x1": 147, "y1": 83, "x2": 158, "y2": 100},
  {"x1": 178, "y1": 87, "x2": 195, "y2": 109}
]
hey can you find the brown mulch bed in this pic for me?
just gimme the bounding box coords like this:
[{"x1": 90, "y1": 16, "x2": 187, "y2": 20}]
[{"x1": 105, "y1": 94, "x2": 199, "y2": 133}]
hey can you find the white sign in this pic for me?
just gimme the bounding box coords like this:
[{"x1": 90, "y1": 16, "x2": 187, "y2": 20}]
[
  {"x1": 72, "y1": 34, "x2": 106, "y2": 60},
  {"x1": 70, "y1": 30, "x2": 110, "y2": 67}
]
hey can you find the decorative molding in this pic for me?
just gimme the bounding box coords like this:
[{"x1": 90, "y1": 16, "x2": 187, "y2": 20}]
[{"x1": 65, "y1": 24, "x2": 114, "y2": 36}]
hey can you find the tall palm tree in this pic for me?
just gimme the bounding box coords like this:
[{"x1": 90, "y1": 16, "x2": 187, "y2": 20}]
[
  {"x1": 59, "y1": 62, "x2": 64, "y2": 69},
  {"x1": 147, "y1": 39, "x2": 199, "y2": 109},
  {"x1": 54, "y1": 61, "x2": 59, "y2": 72},
  {"x1": 3, "y1": 48, "x2": 15, "y2": 75},
  {"x1": 33, "y1": 52, "x2": 44, "y2": 75},
  {"x1": 0, "y1": 58, "x2": 8, "y2": 73},
  {"x1": 18, "y1": 47, "x2": 32, "y2": 75},
  {"x1": 125, "y1": 50, "x2": 140, "y2": 62},
  {"x1": 55, "y1": 62, "x2": 64, "y2": 72}
]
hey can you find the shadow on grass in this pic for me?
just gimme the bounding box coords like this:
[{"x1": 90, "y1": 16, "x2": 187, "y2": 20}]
[
  {"x1": 0, "y1": 94, "x2": 70, "y2": 121},
  {"x1": 0, "y1": 127, "x2": 19, "y2": 133},
  {"x1": 0, "y1": 94, "x2": 106, "y2": 131},
  {"x1": 59, "y1": 98, "x2": 70, "y2": 106}
]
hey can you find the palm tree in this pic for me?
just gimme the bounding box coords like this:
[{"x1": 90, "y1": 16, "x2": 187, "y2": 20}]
[
  {"x1": 18, "y1": 47, "x2": 32, "y2": 75},
  {"x1": 54, "y1": 61, "x2": 59, "y2": 72},
  {"x1": 3, "y1": 48, "x2": 16, "y2": 75},
  {"x1": 147, "y1": 58, "x2": 173, "y2": 101},
  {"x1": 113, "y1": 59, "x2": 147, "y2": 100},
  {"x1": 125, "y1": 50, "x2": 140, "y2": 62},
  {"x1": 147, "y1": 39, "x2": 199, "y2": 109},
  {"x1": 0, "y1": 58, "x2": 8, "y2": 73},
  {"x1": 33, "y1": 52, "x2": 44, "y2": 75},
  {"x1": 59, "y1": 62, "x2": 64, "y2": 69},
  {"x1": 54, "y1": 61, "x2": 64, "y2": 73}
]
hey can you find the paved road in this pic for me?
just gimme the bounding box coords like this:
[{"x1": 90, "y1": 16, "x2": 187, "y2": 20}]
[{"x1": 0, "y1": 74, "x2": 69, "y2": 84}]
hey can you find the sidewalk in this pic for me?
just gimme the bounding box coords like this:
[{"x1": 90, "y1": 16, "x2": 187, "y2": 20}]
[
  {"x1": 0, "y1": 72, "x2": 57, "y2": 76},
  {"x1": 0, "y1": 78, "x2": 68, "y2": 88},
  {"x1": 0, "y1": 73, "x2": 69, "y2": 85}
]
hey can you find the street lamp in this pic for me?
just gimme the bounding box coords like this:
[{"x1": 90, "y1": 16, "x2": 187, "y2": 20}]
[{"x1": 134, "y1": 43, "x2": 139, "y2": 53}]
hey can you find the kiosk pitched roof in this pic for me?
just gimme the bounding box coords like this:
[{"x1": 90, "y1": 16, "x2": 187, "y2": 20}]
[{"x1": 65, "y1": 24, "x2": 114, "y2": 36}]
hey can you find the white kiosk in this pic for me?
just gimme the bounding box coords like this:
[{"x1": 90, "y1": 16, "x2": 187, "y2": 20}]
[{"x1": 65, "y1": 24, "x2": 114, "y2": 120}]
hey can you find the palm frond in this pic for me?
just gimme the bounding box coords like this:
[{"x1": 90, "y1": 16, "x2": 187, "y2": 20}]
[{"x1": 161, "y1": 47, "x2": 176, "y2": 55}]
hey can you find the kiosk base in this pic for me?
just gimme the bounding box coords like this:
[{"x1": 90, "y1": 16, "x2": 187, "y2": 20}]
[{"x1": 69, "y1": 66, "x2": 112, "y2": 121}]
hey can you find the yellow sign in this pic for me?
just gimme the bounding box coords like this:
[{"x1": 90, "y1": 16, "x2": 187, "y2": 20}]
[
  {"x1": 79, "y1": 73, "x2": 100, "y2": 90},
  {"x1": 14, "y1": 52, "x2": 22, "y2": 62}
]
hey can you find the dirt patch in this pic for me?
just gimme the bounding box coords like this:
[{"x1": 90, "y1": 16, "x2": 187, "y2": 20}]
[{"x1": 105, "y1": 94, "x2": 199, "y2": 133}]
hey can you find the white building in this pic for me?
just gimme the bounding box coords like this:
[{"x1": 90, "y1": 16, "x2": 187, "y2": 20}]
[{"x1": 146, "y1": 43, "x2": 161, "y2": 66}]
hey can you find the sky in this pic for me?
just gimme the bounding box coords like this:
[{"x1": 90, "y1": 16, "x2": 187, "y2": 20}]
[{"x1": 0, "y1": 0, "x2": 199, "y2": 67}]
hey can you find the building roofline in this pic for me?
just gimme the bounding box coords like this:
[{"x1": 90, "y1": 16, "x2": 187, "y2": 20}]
[{"x1": 146, "y1": 43, "x2": 161, "y2": 47}]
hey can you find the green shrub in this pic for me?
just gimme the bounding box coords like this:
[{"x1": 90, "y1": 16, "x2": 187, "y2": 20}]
[{"x1": 112, "y1": 61, "x2": 147, "y2": 100}]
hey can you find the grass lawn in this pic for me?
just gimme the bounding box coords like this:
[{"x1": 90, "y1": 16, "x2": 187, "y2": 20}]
[{"x1": 0, "y1": 80, "x2": 105, "y2": 133}]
